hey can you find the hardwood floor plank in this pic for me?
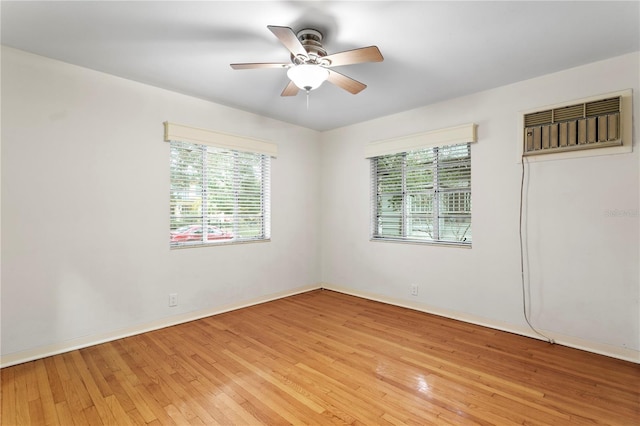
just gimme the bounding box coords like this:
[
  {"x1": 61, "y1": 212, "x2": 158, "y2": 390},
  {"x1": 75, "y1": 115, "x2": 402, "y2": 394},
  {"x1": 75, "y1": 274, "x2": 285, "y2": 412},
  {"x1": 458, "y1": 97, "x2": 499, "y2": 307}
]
[
  {"x1": 27, "y1": 399, "x2": 45, "y2": 426},
  {"x1": 293, "y1": 362, "x2": 395, "y2": 423},
  {"x1": 165, "y1": 372, "x2": 220, "y2": 424},
  {"x1": 222, "y1": 349, "x2": 326, "y2": 414},
  {"x1": 14, "y1": 364, "x2": 33, "y2": 425},
  {"x1": 68, "y1": 350, "x2": 122, "y2": 425},
  {"x1": 198, "y1": 354, "x2": 309, "y2": 424},
  {"x1": 111, "y1": 402, "x2": 148, "y2": 426},
  {"x1": 188, "y1": 377, "x2": 238, "y2": 424},
  {"x1": 82, "y1": 404, "x2": 104, "y2": 426},
  {"x1": 103, "y1": 393, "x2": 135, "y2": 426},
  {"x1": 108, "y1": 369, "x2": 158, "y2": 424},
  {"x1": 53, "y1": 401, "x2": 75, "y2": 426},
  {"x1": 215, "y1": 392, "x2": 264, "y2": 425},
  {"x1": 33, "y1": 360, "x2": 58, "y2": 425},
  {"x1": 60, "y1": 352, "x2": 95, "y2": 412},
  {"x1": 163, "y1": 403, "x2": 191, "y2": 425},
  {"x1": 2, "y1": 289, "x2": 639, "y2": 425},
  {"x1": 1, "y1": 367, "x2": 18, "y2": 425},
  {"x1": 24, "y1": 361, "x2": 40, "y2": 403}
]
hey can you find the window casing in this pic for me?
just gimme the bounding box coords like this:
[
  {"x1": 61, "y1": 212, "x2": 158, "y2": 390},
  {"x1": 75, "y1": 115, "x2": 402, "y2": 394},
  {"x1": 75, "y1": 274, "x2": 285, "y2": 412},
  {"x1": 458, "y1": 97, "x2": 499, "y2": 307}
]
[
  {"x1": 169, "y1": 140, "x2": 270, "y2": 247},
  {"x1": 371, "y1": 142, "x2": 471, "y2": 245}
]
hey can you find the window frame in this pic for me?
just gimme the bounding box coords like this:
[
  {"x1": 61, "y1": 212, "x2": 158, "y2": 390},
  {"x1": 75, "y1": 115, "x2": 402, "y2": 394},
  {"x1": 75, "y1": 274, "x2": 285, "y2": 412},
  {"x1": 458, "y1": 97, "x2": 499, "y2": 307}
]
[
  {"x1": 168, "y1": 140, "x2": 271, "y2": 249},
  {"x1": 370, "y1": 142, "x2": 472, "y2": 247}
]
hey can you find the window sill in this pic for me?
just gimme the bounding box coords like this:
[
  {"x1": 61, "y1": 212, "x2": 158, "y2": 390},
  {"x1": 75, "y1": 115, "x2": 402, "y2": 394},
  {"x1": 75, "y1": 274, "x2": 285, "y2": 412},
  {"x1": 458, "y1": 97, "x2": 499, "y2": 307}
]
[
  {"x1": 370, "y1": 237, "x2": 471, "y2": 249},
  {"x1": 170, "y1": 238, "x2": 271, "y2": 250}
]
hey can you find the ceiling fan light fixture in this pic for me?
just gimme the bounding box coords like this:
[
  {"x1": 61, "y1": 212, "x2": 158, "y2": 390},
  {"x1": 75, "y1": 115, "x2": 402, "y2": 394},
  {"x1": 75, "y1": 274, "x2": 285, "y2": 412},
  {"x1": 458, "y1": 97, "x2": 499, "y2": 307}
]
[{"x1": 287, "y1": 64, "x2": 329, "y2": 91}]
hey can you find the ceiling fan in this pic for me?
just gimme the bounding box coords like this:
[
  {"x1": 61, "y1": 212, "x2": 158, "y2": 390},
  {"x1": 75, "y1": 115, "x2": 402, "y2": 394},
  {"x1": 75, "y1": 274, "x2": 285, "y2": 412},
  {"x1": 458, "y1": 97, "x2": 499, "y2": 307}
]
[{"x1": 231, "y1": 25, "x2": 383, "y2": 96}]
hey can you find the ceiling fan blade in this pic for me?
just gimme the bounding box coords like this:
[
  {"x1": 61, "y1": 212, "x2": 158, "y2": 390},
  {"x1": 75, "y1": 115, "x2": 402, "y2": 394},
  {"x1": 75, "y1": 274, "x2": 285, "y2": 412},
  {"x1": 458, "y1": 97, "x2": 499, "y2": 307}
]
[
  {"x1": 281, "y1": 80, "x2": 300, "y2": 97},
  {"x1": 267, "y1": 25, "x2": 308, "y2": 58},
  {"x1": 230, "y1": 63, "x2": 289, "y2": 70},
  {"x1": 327, "y1": 69, "x2": 367, "y2": 94},
  {"x1": 324, "y1": 46, "x2": 384, "y2": 67}
]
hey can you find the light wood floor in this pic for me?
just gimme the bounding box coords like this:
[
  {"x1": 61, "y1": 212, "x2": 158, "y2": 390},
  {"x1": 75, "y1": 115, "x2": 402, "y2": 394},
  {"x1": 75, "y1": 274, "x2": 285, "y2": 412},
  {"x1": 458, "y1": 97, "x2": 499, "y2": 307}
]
[{"x1": 2, "y1": 289, "x2": 639, "y2": 425}]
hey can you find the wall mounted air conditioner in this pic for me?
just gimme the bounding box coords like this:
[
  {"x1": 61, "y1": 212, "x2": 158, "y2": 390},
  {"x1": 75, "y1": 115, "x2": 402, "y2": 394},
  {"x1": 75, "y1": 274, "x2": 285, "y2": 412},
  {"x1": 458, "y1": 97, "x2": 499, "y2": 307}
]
[{"x1": 518, "y1": 89, "x2": 633, "y2": 161}]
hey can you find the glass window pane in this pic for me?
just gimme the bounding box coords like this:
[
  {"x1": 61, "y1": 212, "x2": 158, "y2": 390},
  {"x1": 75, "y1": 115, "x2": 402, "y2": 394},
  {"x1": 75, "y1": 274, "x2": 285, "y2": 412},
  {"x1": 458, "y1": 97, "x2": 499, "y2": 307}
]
[
  {"x1": 438, "y1": 216, "x2": 472, "y2": 243},
  {"x1": 377, "y1": 216, "x2": 402, "y2": 237},
  {"x1": 406, "y1": 216, "x2": 434, "y2": 240},
  {"x1": 378, "y1": 194, "x2": 403, "y2": 214}
]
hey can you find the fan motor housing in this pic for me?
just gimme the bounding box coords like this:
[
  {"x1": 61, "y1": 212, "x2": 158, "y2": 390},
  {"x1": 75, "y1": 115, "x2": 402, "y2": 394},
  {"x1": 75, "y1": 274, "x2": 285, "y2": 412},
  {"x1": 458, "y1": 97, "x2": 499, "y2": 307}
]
[{"x1": 293, "y1": 29, "x2": 329, "y2": 65}]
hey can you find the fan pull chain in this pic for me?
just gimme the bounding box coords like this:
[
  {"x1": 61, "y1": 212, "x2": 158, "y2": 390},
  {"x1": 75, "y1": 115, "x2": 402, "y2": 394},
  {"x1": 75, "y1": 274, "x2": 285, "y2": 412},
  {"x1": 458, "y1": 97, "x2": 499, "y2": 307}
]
[{"x1": 306, "y1": 89, "x2": 310, "y2": 110}]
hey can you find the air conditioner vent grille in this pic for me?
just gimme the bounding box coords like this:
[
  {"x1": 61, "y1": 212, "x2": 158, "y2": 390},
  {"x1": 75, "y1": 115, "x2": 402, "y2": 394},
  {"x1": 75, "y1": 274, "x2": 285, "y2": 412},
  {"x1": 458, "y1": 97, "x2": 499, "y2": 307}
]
[
  {"x1": 553, "y1": 104, "x2": 584, "y2": 122},
  {"x1": 585, "y1": 97, "x2": 620, "y2": 117},
  {"x1": 523, "y1": 95, "x2": 622, "y2": 156},
  {"x1": 524, "y1": 110, "x2": 553, "y2": 127}
]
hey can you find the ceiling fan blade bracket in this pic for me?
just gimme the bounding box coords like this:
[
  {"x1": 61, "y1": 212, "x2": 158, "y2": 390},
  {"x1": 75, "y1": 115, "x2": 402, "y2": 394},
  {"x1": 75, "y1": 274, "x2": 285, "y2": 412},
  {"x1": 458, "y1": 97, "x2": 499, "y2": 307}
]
[{"x1": 292, "y1": 54, "x2": 309, "y2": 65}]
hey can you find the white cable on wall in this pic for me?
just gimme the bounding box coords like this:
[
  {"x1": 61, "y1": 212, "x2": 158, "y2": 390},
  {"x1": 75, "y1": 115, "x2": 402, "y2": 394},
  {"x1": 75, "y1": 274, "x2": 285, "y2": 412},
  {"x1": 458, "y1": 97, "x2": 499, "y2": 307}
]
[{"x1": 519, "y1": 156, "x2": 555, "y2": 344}]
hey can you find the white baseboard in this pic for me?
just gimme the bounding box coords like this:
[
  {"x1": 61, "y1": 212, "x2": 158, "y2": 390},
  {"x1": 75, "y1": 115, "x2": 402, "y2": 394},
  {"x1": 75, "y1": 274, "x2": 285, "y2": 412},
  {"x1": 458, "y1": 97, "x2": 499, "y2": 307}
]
[
  {"x1": 320, "y1": 283, "x2": 640, "y2": 364},
  {"x1": 0, "y1": 284, "x2": 321, "y2": 368},
  {"x1": 3, "y1": 283, "x2": 637, "y2": 368}
]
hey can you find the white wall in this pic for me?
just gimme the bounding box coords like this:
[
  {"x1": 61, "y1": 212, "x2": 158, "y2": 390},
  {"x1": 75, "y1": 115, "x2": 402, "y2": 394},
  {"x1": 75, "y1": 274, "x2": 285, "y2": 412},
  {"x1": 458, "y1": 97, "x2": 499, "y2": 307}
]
[
  {"x1": 320, "y1": 52, "x2": 640, "y2": 361},
  {"x1": 1, "y1": 47, "x2": 322, "y2": 362}
]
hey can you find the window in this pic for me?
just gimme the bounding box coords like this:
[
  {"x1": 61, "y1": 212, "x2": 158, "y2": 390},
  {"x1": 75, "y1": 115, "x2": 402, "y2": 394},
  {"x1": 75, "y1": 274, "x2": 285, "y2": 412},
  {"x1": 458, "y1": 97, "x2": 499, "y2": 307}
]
[
  {"x1": 169, "y1": 140, "x2": 271, "y2": 248},
  {"x1": 371, "y1": 142, "x2": 471, "y2": 245}
]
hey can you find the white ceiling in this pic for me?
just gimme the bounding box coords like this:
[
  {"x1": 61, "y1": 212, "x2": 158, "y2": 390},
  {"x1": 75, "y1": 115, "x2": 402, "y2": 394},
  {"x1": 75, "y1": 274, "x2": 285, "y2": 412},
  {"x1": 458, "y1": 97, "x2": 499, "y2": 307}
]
[{"x1": 2, "y1": 1, "x2": 639, "y2": 131}]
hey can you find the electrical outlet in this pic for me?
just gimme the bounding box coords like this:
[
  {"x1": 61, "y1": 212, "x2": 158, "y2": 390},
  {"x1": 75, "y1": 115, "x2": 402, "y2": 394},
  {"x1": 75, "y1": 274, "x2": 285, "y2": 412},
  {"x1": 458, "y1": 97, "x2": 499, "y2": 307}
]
[
  {"x1": 410, "y1": 284, "x2": 418, "y2": 296},
  {"x1": 168, "y1": 293, "x2": 178, "y2": 307}
]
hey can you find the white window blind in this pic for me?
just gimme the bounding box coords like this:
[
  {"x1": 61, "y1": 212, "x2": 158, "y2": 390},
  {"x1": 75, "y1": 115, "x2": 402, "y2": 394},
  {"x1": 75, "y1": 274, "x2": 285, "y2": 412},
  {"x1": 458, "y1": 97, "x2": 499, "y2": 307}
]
[
  {"x1": 371, "y1": 142, "x2": 471, "y2": 245},
  {"x1": 169, "y1": 140, "x2": 271, "y2": 247}
]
